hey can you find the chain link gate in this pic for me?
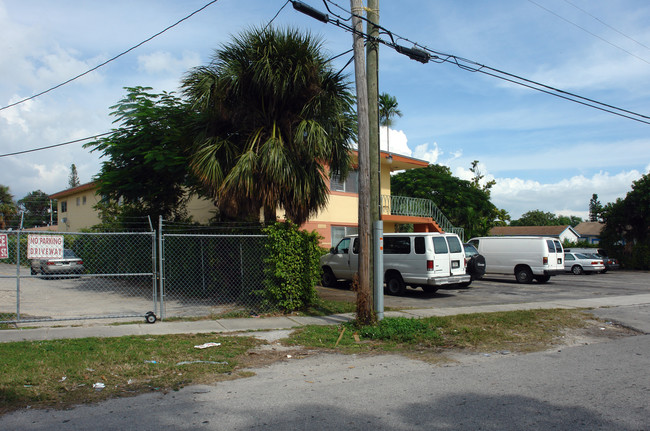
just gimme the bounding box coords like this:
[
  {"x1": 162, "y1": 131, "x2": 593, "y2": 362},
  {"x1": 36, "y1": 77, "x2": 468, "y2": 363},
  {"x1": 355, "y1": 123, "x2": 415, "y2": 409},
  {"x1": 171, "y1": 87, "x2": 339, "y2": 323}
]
[
  {"x1": 159, "y1": 231, "x2": 269, "y2": 319},
  {"x1": 0, "y1": 230, "x2": 157, "y2": 325}
]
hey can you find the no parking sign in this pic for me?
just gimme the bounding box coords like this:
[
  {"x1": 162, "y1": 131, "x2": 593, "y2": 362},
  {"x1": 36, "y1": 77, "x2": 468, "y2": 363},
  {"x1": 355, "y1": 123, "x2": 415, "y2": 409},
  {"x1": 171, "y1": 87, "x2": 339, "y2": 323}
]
[
  {"x1": 27, "y1": 235, "x2": 64, "y2": 259},
  {"x1": 0, "y1": 234, "x2": 7, "y2": 259}
]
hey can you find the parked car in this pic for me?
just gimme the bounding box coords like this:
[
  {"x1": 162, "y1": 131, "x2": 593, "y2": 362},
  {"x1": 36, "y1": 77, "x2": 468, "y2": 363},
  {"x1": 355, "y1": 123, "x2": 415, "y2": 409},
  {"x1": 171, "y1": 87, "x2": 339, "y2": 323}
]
[
  {"x1": 463, "y1": 243, "x2": 486, "y2": 281},
  {"x1": 320, "y1": 232, "x2": 471, "y2": 295},
  {"x1": 30, "y1": 249, "x2": 85, "y2": 276},
  {"x1": 602, "y1": 256, "x2": 620, "y2": 271},
  {"x1": 564, "y1": 252, "x2": 605, "y2": 275}
]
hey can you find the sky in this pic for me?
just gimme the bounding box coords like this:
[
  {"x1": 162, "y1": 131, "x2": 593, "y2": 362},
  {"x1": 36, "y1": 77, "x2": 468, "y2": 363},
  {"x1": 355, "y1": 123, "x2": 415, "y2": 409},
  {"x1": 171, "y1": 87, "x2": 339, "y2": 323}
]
[{"x1": 1, "y1": 0, "x2": 649, "y2": 220}]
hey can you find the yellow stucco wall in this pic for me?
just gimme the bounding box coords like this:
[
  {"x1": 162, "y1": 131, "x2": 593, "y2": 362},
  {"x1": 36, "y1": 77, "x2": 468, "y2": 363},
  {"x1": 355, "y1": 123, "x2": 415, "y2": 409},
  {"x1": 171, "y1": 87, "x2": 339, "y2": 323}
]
[{"x1": 56, "y1": 189, "x2": 101, "y2": 232}]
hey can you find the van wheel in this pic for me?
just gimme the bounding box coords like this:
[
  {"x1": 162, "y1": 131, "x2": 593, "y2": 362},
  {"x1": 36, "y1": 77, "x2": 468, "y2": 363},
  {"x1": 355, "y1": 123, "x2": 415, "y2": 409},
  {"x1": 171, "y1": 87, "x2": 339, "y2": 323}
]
[
  {"x1": 321, "y1": 268, "x2": 337, "y2": 287},
  {"x1": 385, "y1": 274, "x2": 406, "y2": 295},
  {"x1": 571, "y1": 265, "x2": 584, "y2": 275},
  {"x1": 535, "y1": 275, "x2": 551, "y2": 283},
  {"x1": 515, "y1": 267, "x2": 533, "y2": 284}
]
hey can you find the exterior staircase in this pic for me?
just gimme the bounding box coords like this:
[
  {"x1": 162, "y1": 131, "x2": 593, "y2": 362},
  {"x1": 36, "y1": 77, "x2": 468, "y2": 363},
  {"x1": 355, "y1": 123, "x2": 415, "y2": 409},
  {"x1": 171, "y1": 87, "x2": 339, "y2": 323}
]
[{"x1": 381, "y1": 195, "x2": 465, "y2": 241}]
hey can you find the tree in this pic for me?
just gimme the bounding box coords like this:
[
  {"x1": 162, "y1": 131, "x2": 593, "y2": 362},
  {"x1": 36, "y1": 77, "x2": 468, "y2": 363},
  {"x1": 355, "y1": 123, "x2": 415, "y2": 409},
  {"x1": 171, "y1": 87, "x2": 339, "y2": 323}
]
[
  {"x1": 511, "y1": 210, "x2": 560, "y2": 226},
  {"x1": 85, "y1": 87, "x2": 197, "y2": 224},
  {"x1": 589, "y1": 193, "x2": 602, "y2": 222},
  {"x1": 18, "y1": 190, "x2": 52, "y2": 228},
  {"x1": 391, "y1": 164, "x2": 507, "y2": 239},
  {"x1": 378, "y1": 92, "x2": 402, "y2": 154},
  {"x1": 68, "y1": 164, "x2": 80, "y2": 188},
  {"x1": 469, "y1": 160, "x2": 496, "y2": 195},
  {"x1": 601, "y1": 173, "x2": 650, "y2": 269},
  {"x1": 182, "y1": 27, "x2": 356, "y2": 226},
  {"x1": 0, "y1": 185, "x2": 18, "y2": 229}
]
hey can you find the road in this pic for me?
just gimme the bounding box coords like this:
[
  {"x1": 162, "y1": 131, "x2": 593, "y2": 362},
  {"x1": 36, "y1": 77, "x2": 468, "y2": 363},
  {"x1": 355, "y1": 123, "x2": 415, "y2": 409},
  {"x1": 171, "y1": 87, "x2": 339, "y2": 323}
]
[
  {"x1": 1, "y1": 273, "x2": 649, "y2": 430},
  {"x1": 318, "y1": 270, "x2": 650, "y2": 310}
]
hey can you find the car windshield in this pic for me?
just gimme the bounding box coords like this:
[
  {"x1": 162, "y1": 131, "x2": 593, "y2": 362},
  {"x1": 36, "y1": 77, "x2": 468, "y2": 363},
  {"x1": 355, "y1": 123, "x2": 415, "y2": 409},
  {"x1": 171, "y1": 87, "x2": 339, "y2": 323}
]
[{"x1": 463, "y1": 244, "x2": 478, "y2": 257}]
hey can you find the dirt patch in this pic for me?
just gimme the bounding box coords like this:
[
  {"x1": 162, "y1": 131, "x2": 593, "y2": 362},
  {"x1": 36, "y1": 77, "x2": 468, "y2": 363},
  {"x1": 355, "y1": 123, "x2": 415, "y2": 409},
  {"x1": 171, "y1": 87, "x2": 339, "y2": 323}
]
[{"x1": 234, "y1": 318, "x2": 642, "y2": 371}]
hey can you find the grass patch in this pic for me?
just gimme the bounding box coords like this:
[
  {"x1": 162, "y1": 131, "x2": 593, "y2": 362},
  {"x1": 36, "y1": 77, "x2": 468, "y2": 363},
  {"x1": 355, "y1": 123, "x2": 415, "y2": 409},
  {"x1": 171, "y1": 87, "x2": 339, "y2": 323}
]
[
  {"x1": 285, "y1": 309, "x2": 590, "y2": 354},
  {"x1": 0, "y1": 333, "x2": 260, "y2": 414}
]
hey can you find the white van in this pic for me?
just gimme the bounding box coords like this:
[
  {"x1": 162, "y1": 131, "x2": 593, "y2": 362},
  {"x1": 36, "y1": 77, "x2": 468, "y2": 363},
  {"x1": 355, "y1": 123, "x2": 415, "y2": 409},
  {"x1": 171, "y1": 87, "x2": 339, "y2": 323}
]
[
  {"x1": 320, "y1": 232, "x2": 471, "y2": 295},
  {"x1": 467, "y1": 236, "x2": 564, "y2": 283}
]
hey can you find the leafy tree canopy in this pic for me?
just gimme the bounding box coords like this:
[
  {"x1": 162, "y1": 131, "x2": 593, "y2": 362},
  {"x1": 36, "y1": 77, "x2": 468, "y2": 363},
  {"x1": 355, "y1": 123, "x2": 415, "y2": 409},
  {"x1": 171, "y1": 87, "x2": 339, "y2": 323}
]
[
  {"x1": 68, "y1": 164, "x2": 80, "y2": 188},
  {"x1": 601, "y1": 172, "x2": 650, "y2": 269},
  {"x1": 84, "y1": 86, "x2": 198, "y2": 224},
  {"x1": 390, "y1": 164, "x2": 508, "y2": 239},
  {"x1": 18, "y1": 190, "x2": 52, "y2": 228},
  {"x1": 0, "y1": 185, "x2": 18, "y2": 229},
  {"x1": 589, "y1": 193, "x2": 602, "y2": 222},
  {"x1": 182, "y1": 27, "x2": 356, "y2": 225},
  {"x1": 510, "y1": 210, "x2": 582, "y2": 227}
]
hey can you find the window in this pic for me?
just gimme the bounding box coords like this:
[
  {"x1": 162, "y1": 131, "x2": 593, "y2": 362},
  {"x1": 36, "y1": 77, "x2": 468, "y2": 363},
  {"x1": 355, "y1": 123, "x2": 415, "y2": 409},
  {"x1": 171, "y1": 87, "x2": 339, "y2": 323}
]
[
  {"x1": 565, "y1": 253, "x2": 575, "y2": 261},
  {"x1": 414, "y1": 237, "x2": 425, "y2": 254},
  {"x1": 61, "y1": 201, "x2": 68, "y2": 213},
  {"x1": 384, "y1": 237, "x2": 410, "y2": 254},
  {"x1": 547, "y1": 240, "x2": 555, "y2": 253},
  {"x1": 330, "y1": 169, "x2": 359, "y2": 193},
  {"x1": 82, "y1": 196, "x2": 87, "y2": 205},
  {"x1": 335, "y1": 238, "x2": 351, "y2": 254},
  {"x1": 76, "y1": 197, "x2": 80, "y2": 206},
  {"x1": 553, "y1": 240, "x2": 563, "y2": 253},
  {"x1": 331, "y1": 226, "x2": 358, "y2": 248},
  {"x1": 446, "y1": 236, "x2": 462, "y2": 253},
  {"x1": 433, "y1": 237, "x2": 448, "y2": 254}
]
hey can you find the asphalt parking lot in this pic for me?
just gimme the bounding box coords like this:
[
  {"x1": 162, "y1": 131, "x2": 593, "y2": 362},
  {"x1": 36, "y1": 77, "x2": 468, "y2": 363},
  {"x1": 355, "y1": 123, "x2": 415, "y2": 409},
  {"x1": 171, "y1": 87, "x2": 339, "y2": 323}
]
[{"x1": 317, "y1": 270, "x2": 650, "y2": 310}]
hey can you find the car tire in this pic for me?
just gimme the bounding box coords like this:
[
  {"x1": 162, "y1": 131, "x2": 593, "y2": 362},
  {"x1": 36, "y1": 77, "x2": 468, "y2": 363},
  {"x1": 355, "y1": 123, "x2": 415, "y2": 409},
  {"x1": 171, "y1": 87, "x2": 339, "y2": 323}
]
[
  {"x1": 571, "y1": 265, "x2": 584, "y2": 275},
  {"x1": 535, "y1": 275, "x2": 551, "y2": 283},
  {"x1": 321, "y1": 268, "x2": 337, "y2": 288},
  {"x1": 385, "y1": 273, "x2": 406, "y2": 295},
  {"x1": 515, "y1": 266, "x2": 534, "y2": 284}
]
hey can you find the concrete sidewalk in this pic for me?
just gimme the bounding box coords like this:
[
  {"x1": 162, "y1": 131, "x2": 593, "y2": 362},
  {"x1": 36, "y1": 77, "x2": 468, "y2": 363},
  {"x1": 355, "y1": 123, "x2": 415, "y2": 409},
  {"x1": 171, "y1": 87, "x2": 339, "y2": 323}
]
[{"x1": 2, "y1": 293, "x2": 650, "y2": 343}]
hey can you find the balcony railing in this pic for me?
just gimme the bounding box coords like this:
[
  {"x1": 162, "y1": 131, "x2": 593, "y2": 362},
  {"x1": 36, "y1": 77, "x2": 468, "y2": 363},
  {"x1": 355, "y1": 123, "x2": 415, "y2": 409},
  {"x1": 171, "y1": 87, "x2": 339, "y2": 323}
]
[{"x1": 381, "y1": 195, "x2": 465, "y2": 240}]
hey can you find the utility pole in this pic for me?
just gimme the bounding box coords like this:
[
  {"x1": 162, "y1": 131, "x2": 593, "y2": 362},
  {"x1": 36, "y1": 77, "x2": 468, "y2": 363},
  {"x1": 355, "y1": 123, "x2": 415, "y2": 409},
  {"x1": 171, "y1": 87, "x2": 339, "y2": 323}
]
[
  {"x1": 366, "y1": 0, "x2": 383, "y2": 320},
  {"x1": 350, "y1": 0, "x2": 373, "y2": 325}
]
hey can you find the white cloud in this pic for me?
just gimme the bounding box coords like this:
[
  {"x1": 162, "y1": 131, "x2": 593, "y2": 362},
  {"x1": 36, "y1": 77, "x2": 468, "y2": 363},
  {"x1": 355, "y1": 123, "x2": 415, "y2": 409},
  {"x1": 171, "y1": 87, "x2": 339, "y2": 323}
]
[
  {"x1": 490, "y1": 170, "x2": 642, "y2": 219},
  {"x1": 137, "y1": 50, "x2": 201, "y2": 75},
  {"x1": 379, "y1": 127, "x2": 411, "y2": 156}
]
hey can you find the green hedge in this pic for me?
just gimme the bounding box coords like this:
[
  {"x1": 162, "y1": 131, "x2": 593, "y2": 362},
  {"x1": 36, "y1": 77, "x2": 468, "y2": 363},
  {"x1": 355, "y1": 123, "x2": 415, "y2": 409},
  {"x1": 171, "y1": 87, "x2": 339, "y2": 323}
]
[{"x1": 260, "y1": 222, "x2": 322, "y2": 312}]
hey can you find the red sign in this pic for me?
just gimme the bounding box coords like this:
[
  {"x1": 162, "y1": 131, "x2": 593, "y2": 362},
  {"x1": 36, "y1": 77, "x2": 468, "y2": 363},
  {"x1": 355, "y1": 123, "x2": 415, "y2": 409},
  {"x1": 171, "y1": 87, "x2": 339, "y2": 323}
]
[
  {"x1": 27, "y1": 235, "x2": 64, "y2": 259},
  {"x1": 0, "y1": 234, "x2": 7, "y2": 259}
]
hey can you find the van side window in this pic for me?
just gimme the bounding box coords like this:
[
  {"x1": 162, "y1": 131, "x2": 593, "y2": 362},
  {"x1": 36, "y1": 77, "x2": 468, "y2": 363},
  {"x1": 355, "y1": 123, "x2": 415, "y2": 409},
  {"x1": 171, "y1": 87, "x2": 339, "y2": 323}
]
[
  {"x1": 414, "y1": 237, "x2": 425, "y2": 254},
  {"x1": 546, "y1": 240, "x2": 555, "y2": 253},
  {"x1": 336, "y1": 238, "x2": 350, "y2": 254},
  {"x1": 384, "y1": 237, "x2": 410, "y2": 254},
  {"x1": 469, "y1": 239, "x2": 479, "y2": 248},
  {"x1": 446, "y1": 236, "x2": 462, "y2": 253},
  {"x1": 433, "y1": 237, "x2": 448, "y2": 254},
  {"x1": 553, "y1": 240, "x2": 563, "y2": 253}
]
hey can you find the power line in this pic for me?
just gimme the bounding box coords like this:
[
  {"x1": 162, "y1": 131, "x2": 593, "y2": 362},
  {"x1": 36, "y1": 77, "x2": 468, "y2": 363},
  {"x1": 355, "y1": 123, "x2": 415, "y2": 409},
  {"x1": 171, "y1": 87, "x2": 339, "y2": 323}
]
[
  {"x1": 299, "y1": 0, "x2": 650, "y2": 125},
  {"x1": 562, "y1": 0, "x2": 650, "y2": 52},
  {"x1": 263, "y1": 0, "x2": 291, "y2": 32},
  {"x1": 0, "y1": 132, "x2": 112, "y2": 158},
  {"x1": 0, "y1": 0, "x2": 220, "y2": 112},
  {"x1": 528, "y1": 0, "x2": 650, "y2": 66}
]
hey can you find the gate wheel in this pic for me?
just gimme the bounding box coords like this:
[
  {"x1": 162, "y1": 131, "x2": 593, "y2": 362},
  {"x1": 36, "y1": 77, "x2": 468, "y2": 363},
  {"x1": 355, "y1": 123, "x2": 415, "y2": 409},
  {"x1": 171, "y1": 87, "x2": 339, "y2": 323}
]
[{"x1": 145, "y1": 311, "x2": 157, "y2": 324}]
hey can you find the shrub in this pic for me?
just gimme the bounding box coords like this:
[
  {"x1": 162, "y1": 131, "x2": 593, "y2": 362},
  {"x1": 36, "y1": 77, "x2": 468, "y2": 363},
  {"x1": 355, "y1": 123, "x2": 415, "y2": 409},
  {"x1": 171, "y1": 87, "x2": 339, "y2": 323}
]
[{"x1": 261, "y1": 222, "x2": 322, "y2": 312}]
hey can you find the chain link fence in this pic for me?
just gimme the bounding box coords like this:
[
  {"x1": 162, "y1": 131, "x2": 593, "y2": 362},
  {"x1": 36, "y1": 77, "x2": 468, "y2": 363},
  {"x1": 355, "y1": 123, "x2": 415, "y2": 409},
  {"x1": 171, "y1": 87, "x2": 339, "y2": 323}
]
[
  {"x1": 1, "y1": 221, "x2": 272, "y2": 324},
  {"x1": 0, "y1": 230, "x2": 157, "y2": 325},
  {"x1": 160, "y1": 232, "x2": 269, "y2": 319}
]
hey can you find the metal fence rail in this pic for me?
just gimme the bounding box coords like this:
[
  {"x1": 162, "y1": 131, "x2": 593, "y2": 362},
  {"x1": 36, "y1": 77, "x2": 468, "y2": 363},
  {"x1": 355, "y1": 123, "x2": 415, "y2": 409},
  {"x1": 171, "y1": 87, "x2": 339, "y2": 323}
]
[
  {"x1": 160, "y1": 233, "x2": 268, "y2": 319},
  {"x1": 0, "y1": 230, "x2": 157, "y2": 324}
]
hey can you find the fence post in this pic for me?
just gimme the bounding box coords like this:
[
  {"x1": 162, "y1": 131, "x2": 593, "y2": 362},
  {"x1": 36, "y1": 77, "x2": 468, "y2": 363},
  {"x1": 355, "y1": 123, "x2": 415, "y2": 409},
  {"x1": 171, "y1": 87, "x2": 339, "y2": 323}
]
[
  {"x1": 158, "y1": 215, "x2": 165, "y2": 320},
  {"x1": 151, "y1": 228, "x2": 158, "y2": 316},
  {"x1": 15, "y1": 213, "x2": 24, "y2": 320}
]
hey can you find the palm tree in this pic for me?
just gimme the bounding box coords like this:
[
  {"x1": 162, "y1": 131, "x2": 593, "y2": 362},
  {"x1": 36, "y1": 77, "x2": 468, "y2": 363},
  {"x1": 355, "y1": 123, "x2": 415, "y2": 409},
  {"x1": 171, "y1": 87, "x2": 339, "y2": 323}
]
[
  {"x1": 378, "y1": 93, "x2": 402, "y2": 156},
  {"x1": 182, "y1": 27, "x2": 356, "y2": 225}
]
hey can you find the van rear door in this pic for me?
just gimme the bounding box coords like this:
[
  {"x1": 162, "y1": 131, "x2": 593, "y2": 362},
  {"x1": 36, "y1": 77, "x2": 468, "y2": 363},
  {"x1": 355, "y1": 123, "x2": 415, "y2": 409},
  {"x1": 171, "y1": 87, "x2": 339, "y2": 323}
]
[
  {"x1": 445, "y1": 235, "x2": 465, "y2": 276},
  {"x1": 431, "y1": 236, "x2": 450, "y2": 275}
]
